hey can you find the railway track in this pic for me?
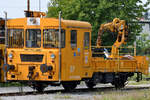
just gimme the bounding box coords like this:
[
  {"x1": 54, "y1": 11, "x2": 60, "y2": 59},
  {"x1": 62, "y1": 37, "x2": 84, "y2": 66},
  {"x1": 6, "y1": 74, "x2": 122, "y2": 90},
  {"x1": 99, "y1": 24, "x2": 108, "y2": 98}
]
[{"x1": 0, "y1": 85, "x2": 150, "y2": 97}]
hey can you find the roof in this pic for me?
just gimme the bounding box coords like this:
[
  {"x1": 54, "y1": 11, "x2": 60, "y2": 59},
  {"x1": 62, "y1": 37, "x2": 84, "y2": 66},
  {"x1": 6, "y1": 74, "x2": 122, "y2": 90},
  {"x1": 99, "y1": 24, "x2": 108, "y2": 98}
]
[
  {"x1": 62, "y1": 19, "x2": 92, "y2": 29},
  {"x1": 6, "y1": 17, "x2": 92, "y2": 29}
]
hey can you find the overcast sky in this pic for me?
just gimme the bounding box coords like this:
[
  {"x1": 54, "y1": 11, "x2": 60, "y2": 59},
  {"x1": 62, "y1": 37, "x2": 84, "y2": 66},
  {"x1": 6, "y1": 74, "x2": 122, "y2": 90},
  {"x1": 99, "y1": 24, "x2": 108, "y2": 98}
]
[
  {"x1": 0, "y1": 0, "x2": 149, "y2": 18},
  {"x1": 0, "y1": 0, "x2": 50, "y2": 18}
]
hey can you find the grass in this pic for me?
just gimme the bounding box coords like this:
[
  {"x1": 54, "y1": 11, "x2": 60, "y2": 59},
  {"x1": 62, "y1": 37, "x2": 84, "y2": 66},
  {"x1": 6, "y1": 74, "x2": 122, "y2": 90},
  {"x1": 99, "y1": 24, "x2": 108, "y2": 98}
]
[
  {"x1": 128, "y1": 81, "x2": 150, "y2": 85},
  {"x1": 54, "y1": 92, "x2": 72, "y2": 99},
  {"x1": 93, "y1": 90, "x2": 150, "y2": 100},
  {"x1": 54, "y1": 95, "x2": 72, "y2": 99},
  {"x1": 129, "y1": 74, "x2": 150, "y2": 81},
  {"x1": 0, "y1": 82, "x2": 26, "y2": 87},
  {"x1": 126, "y1": 73, "x2": 150, "y2": 85}
]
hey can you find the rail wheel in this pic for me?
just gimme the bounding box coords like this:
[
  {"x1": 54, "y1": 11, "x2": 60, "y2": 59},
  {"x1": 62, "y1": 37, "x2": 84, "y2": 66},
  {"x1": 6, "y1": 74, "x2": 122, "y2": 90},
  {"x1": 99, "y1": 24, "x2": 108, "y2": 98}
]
[
  {"x1": 35, "y1": 85, "x2": 45, "y2": 92},
  {"x1": 62, "y1": 82, "x2": 77, "y2": 91},
  {"x1": 85, "y1": 81, "x2": 96, "y2": 89},
  {"x1": 32, "y1": 83, "x2": 46, "y2": 92},
  {"x1": 113, "y1": 78, "x2": 126, "y2": 89}
]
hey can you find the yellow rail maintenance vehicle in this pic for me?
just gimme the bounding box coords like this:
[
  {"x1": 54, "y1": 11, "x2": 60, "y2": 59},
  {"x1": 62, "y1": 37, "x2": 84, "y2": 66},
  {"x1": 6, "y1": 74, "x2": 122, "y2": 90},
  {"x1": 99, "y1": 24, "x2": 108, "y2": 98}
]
[
  {"x1": 2, "y1": 0, "x2": 149, "y2": 92},
  {"x1": 0, "y1": 18, "x2": 6, "y2": 83}
]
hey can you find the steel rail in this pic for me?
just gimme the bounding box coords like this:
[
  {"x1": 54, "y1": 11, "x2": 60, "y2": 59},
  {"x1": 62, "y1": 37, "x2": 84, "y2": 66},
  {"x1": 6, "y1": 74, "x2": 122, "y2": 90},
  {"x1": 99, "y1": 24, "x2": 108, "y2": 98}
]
[{"x1": 0, "y1": 85, "x2": 150, "y2": 97}]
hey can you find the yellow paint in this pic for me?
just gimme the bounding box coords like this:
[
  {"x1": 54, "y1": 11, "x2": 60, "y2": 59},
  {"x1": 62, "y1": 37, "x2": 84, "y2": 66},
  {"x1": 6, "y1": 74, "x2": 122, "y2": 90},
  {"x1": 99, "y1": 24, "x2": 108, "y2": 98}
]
[{"x1": 0, "y1": 44, "x2": 5, "y2": 82}]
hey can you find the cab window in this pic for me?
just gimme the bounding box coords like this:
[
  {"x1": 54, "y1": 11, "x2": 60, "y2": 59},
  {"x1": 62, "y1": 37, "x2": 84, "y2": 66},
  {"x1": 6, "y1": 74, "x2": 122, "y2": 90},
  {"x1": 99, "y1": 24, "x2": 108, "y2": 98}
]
[
  {"x1": 84, "y1": 32, "x2": 90, "y2": 49},
  {"x1": 71, "y1": 30, "x2": 77, "y2": 48},
  {"x1": 8, "y1": 29, "x2": 24, "y2": 48},
  {"x1": 43, "y1": 29, "x2": 65, "y2": 48},
  {"x1": 0, "y1": 24, "x2": 5, "y2": 44},
  {"x1": 26, "y1": 29, "x2": 41, "y2": 48}
]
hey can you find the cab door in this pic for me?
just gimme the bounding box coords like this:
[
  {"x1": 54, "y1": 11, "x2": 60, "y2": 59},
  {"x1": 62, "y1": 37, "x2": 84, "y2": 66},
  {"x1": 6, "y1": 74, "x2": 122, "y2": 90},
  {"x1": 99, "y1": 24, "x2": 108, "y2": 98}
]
[{"x1": 83, "y1": 32, "x2": 90, "y2": 67}]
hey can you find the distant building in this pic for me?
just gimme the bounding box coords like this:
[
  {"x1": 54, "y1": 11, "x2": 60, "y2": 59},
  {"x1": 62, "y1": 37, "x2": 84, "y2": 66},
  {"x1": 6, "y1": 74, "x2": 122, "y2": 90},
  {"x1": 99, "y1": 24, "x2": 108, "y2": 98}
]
[
  {"x1": 139, "y1": 19, "x2": 150, "y2": 34},
  {"x1": 137, "y1": 19, "x2": 150, "y2": 55}
]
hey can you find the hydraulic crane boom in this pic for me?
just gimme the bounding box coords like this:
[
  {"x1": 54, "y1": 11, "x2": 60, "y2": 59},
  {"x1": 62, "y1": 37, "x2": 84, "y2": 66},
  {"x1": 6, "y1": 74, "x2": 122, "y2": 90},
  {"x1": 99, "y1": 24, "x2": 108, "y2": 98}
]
[{"x1": 96, "y1": 18, "x2": 128, "y2": 58}]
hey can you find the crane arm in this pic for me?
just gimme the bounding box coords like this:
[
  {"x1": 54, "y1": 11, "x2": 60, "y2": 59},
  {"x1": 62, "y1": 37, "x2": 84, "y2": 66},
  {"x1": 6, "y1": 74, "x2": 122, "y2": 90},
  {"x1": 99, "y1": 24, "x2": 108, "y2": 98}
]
[{"x1": 96, "y1": 18, "x2": 128, "y2": 58}]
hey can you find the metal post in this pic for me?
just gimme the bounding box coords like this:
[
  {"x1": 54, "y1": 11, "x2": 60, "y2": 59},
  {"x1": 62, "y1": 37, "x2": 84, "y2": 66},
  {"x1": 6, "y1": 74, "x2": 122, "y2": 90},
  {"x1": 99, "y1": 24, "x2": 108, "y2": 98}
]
[
  {"x1": 134, "y1": 41, "x2": 136, "y2": 56},
  {"x1": 117, "y1": 49, "x2": 119, "y2": 72},
  {"x1": 4, "y1": 12, "x2": 7, "y2": 64},
  {"x1": 4, "y1": 11, "x2": 7, "y2": 82},
  {"x1": 27, "y1": 0, "x2": 30, "y2": 11},
  {"x1": 39, "y1": 0, "x2": 41, "y2": 12},
  {"x1": 58, "y1": 11, "x2": 62, "y2": 82}
]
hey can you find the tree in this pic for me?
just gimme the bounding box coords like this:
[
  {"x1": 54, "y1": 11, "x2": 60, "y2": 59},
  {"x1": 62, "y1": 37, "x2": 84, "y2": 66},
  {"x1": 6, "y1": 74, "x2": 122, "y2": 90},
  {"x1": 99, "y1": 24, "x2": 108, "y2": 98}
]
[
  {"x1": 136, "y1": 33, "x2": 150, "y2": 55},
  {"x1": 47, "y1": 0, "x2": 150, "y2": 46}
]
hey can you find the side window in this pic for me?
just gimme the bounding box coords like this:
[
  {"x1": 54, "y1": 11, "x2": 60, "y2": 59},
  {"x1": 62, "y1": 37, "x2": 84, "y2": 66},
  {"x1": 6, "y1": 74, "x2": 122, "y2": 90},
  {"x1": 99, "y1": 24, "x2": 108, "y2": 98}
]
[
  {"x1": 61, "y1": 30, "x2": 65, "y2": 48},
  {"x1": 71, "y1": 30, "x2": 77, "y2": 48},
  {"x1": 84, "y1": 32, "x2": 90, "y2": 49},
  {"x1": 43, "y1": 29, "x2": 65, "y2": 48}
]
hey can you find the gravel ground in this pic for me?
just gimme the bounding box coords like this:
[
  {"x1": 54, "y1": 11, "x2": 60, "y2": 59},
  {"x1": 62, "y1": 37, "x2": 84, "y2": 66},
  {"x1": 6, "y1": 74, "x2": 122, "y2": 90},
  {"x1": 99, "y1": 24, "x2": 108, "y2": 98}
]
[{"x1": 0, "y1": 83, "x2": 150, "y2": 100}]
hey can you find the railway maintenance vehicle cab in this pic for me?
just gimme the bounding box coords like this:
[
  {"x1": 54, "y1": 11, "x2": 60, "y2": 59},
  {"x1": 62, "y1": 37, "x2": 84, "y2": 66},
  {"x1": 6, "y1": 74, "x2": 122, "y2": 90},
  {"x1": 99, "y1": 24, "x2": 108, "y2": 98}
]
[{"x1": 2, "y1": 6, "x2": 94, "y2": 91}]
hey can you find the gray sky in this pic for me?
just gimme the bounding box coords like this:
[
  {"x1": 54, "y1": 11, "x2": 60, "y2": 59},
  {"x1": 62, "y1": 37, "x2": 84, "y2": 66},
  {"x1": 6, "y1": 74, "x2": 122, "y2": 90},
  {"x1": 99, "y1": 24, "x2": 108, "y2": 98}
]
[
  {"x1": 0, "y1": 0, "x2": 149, "y2": 18},
  {"x1": 0, "y1": 0, "x2": 50, "y2": 18}
]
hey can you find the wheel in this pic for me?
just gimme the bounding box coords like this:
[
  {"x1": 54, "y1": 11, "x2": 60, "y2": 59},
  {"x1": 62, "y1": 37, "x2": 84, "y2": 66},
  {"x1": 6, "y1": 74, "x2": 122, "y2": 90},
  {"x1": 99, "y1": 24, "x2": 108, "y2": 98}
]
[
  {"x1": 35, "y1": 86, "x2": 44, "y2": 92},
  {"x1": 62, "y1": 82, "x2": 77, "y2": 91},
  {"x1": 114, "y1": 78, "x2": 126, "y2": 89},
  {"x1": 31, "y1": 83, "x2": 46, "y2": 92},
  {"x1": 85, "y1": 81, "x2": 96, "y2": 89},
  {"x1": 114, "y1": 82, "x2": 125, "y2": 89}
]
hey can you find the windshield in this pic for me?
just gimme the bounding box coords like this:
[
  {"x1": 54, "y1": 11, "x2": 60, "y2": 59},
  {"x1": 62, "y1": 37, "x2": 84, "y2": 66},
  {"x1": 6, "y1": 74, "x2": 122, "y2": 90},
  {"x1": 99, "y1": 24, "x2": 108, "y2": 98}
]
[
  {"x1": 8, "y1": 29, "x2": 24, "y2": 48},
  {"x1": 26, "y1": 29, "x2": 41, "y2": 48},
  {"x1": 0, "y1": 23, "x2": 5, "y2": 44},
  {"x1": 43, "y1": 29, "x2": 65, "y2": 48}
]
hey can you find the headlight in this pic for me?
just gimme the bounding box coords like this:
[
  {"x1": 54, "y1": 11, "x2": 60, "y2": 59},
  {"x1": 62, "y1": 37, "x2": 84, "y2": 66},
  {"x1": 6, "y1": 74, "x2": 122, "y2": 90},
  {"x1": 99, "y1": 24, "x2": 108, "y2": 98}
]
[
  {"x1": 8, "y1": 53, "x2": 13, "y2": 59},
  {"x1": 50, "y1": 54, "x2": 55, "y2": 59}
]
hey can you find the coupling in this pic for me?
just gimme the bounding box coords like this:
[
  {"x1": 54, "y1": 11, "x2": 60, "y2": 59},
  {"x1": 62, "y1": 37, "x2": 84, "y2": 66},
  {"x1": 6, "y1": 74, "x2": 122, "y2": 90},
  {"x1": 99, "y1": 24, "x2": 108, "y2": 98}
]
[
  {"x1": 2, "y1": 64, "x2": 15, "y2": 72},
  {"x1": 40, "y1": 64, "x2": 53, "y2": 73}
]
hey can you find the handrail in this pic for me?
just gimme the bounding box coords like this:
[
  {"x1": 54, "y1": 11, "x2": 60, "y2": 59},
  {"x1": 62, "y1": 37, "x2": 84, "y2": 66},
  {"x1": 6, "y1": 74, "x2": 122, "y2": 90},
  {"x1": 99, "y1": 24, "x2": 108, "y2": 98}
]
[{"x1": 91, "y1": 46, "x2": 135, "y2": 57}]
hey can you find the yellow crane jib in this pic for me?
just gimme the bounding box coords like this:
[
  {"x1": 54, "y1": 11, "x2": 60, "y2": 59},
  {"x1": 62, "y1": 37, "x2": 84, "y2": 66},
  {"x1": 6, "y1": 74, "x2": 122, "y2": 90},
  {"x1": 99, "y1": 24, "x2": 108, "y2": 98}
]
[{"x1": 96, "y1": 18, "x2": 128, "y2": 58}]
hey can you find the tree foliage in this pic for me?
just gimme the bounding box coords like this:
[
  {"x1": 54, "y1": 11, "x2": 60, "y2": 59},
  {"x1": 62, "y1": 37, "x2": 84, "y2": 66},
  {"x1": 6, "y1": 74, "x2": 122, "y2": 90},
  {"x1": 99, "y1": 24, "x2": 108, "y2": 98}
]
[
  {"x1": 136, "y1": 33, "x2": 150, "y2": 55},
  {"x1": 47, "y1": 0, "x2": 150, "y2": 46}
]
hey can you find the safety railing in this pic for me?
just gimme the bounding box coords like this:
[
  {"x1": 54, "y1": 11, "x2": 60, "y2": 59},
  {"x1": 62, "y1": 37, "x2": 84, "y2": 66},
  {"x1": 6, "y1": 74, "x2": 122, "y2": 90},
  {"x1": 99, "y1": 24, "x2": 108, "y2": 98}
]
[{"x1": 91, "y1": 46, "x2": 136, "y2": 58}]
